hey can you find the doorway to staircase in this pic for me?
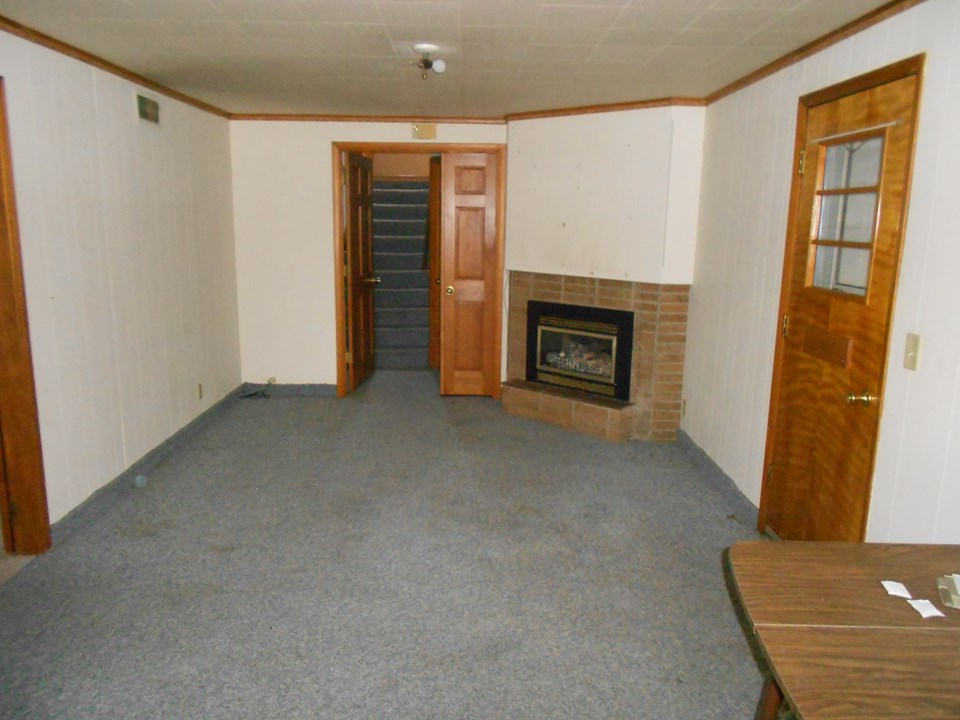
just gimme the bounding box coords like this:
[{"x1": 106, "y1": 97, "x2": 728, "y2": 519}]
[
  {"x1": 332, "y1": 142, "x2": 505, "y2": 399},
  {"x1": 372, "y1": 164, "x2": 431, "y2": 370}
]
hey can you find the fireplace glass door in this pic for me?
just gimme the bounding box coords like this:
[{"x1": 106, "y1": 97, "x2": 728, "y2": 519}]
[{"x1": 537, "y1": 327, "x2": 616, "y2": 386}]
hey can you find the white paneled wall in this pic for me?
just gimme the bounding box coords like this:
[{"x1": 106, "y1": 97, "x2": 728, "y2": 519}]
[
  {"x1": 505, "y1": 106, "x2": 705, "y2": 284},
  {"x1": 230, "y1": 121, "x2": 506, "y2": 385},
  {"x1": 683, "y1": 0, "x2": 960, "y2": 542},
  {"x1": 0, "y1": 32, "x2": 240, "y2": 523}
]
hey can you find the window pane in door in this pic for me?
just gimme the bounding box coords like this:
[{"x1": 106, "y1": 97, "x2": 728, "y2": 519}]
[
  {"x1": 822, "y1": 137, "x2": 884, "y2": 190},
  {"x1": 816, "y1": 193, "x2": 878, "y2": 243},
  {"x1": 813, "y1": 245, "x2": 870, "y2": 296},
  {"x1": 812, "y1": 245, "x2": 838, "y2": 290}
]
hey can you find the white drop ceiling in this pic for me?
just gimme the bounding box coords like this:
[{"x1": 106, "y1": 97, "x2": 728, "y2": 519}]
[{"x1": 0, "y1": 0, "x2": 901, "y2": 118}]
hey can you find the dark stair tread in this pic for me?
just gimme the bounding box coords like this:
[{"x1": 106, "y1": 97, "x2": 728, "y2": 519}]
[
  {"x1": 375, "y1": 288, "x2": 429, "y2": 308},
  {"x1": 376, "y1": 348, "x2": 429, "y2": 370}
]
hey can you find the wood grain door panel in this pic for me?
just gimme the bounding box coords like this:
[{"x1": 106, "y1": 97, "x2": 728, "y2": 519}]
[
  {"x1": 346, "y1": 152, "x2": 375, "y2": 390},
  {"x1": 760, "y1": 60, "x2": 922, "y2": 541},
  {"x1": 440, "y1": 153, "x2": 500, "y2": 396}
]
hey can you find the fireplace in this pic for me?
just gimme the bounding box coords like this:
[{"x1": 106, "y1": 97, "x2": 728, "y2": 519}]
[{"x1": 526, "y1": 301, "x2": 634, "y2": 401}]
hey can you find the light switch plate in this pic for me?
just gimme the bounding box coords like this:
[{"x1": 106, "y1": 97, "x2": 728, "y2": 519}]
[{"x1": 903, "y1": 332, "x2": 922, "y2": 371}]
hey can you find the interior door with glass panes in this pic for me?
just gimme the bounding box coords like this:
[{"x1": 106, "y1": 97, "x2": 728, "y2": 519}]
[{"x1": 760, "y1": 65, "x2": 921, "y2": 542}]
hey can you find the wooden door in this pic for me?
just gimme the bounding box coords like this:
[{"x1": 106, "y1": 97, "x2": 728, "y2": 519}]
[
  {"x1": 760, "y1": 59, "x2": 922, "y2": 541},
  {"x1": 440, "y1": 152, "x2": 500, "y2": 396},
  {"x1": 0, "y1": 78, "x2": 50, "y2": 554},
  {"x1": 345, "y1": 152, "x2": 376, "y2": 390},
  {"x1": 427, "y1": 155, "x2": 442, "y2": 369}
]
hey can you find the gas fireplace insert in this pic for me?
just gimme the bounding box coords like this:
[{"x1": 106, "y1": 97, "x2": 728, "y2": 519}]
[{"x1": 525, "y1": 300, "x2": 634, "y2": 401}]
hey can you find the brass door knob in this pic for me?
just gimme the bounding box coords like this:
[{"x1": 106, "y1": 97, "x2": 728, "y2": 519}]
[
  {"x1": 445, "y1": 285, "x2": 454, "y2": 295},
  {"x1": 362, "y1": 275, "x2": 381, "y2": 285},
  {"x1": 846, "y1": 391, "x2": 877, "y2": 407}
]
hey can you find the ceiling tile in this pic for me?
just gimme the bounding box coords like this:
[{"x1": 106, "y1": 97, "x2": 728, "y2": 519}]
[
  {"x1": 384, "y1": 24, "x2": 461, "y2": 50},
  {"x1": 536, "y1": 4, "x2": 623, "y2": 28},
  {"x1": 530, "y1": 25, "x2": 606, "y2": 45},
  {"x1": 459, "y1": 0, "x2": 542, "y2": 27},
  {"x1": 208, "y1": 0, "x2": 305, "y2": 22},
  {"x1": 711, "y1": 0, "x2": 803, "y2": 8},
  {"x1": 651, "y1": 43, "x2": 729, "y2": 68},
  {"x1": 0, "y1": 0, "x2": 898, "y2": 117},
  {"x1": 460, "y1": 43, "x2": 528, "y2": 61},
  {"x1": 291, "y1": 0, "x2": 381, "y2": 23},
  {"x1": 460, "y1": 25, "x2": 534, "y2": 44},
  {"x1": 588, "y1": 44, "x2": 660, "y2": 64},
  {"x1": 600, "y1": 27, "x2": 674, "y2": 46},
  {"x1": 688, "y1": 8, "x2": 784, "y2": 32},
  {"x1": 613, "y1": 0, "x2": 712, "y2": 30},
  {"x1": 674, "y1": 27, "x2": 756, "y2": 47},
  {"x1": 374, "y1": 1, "x2": 460, "y2": 26}
]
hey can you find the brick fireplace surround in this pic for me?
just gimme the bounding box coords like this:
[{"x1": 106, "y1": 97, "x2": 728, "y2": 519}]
[{"x1": 503, "y1": 271, "x2": 689, "y2": 442}]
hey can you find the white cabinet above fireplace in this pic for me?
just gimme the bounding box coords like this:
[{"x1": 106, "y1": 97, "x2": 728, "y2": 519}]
[{"x1": 505, "y1": 104, "x2": 704, "y2": 285}]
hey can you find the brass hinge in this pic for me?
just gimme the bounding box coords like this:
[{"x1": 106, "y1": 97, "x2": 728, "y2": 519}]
[
  {"x1": 345, "y1": 351, "x2": 352, "y2": 364},
  {"x1": 798, "y1": 148, "x2": 806, "y2": 176},
  {"x1": 781, "y1": 314, "x2": 790, "y2": 338}
]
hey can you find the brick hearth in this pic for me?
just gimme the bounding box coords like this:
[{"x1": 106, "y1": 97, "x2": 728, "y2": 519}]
[{"x1": 503, "y1": 271, "x2": 688, "y2": 442}]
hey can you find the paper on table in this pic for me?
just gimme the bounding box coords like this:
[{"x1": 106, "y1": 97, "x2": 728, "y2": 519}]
[
  {"x1": 907, "y1": 599, "x2": 945, "y2": 619},
  {"x1": 881, "y1": 580, "x2": 912, "y2": 599}
]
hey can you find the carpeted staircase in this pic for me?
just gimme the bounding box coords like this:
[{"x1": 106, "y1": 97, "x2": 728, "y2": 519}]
[{"x1": 373, "y1": 180, "x2": 430, "y2": 369}]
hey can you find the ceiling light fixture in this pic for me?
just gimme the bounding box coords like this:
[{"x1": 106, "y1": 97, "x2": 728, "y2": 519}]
[{"x1": 413, "y1": 43, "x2": 446, "y2": 80}]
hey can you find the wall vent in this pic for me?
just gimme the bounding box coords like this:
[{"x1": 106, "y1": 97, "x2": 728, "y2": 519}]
[{"x1": 137, "y1": 94, "x2": 159, "y2": 124}]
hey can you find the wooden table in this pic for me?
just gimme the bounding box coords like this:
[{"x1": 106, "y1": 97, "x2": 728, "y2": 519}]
[{"x1": 727, "y1": 541, "x2": 960, "y2": 720}]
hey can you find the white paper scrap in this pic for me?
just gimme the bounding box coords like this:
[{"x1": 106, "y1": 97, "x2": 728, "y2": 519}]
[
  {"x1": 881, "y1": 580, "x2": 912, "y2": 599},
  {"x1": 907, "y1": 599, "x2": 946, "y2": 619}
]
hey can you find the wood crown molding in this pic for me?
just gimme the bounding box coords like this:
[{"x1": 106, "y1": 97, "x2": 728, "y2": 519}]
[
  {"x1": 230, "y1": 113, "x2": 504, "y2": 124},
  {"x1": 505, "y1": 97, "x2": 706, "y2": 122},
  {"x1": 0, "y1": 0, "x2": 930, "y2": 123},
  {"x1": 0, "y1": 14, "x2": 230, "y2": 119},
  {"x1": 706, "y1": 0, "x2": 928, "y2": 104}
]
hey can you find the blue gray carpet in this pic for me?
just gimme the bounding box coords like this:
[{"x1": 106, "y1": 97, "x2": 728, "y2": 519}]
[{"x1": 0, "y1": 371, "x2": 763, "y2": 719}]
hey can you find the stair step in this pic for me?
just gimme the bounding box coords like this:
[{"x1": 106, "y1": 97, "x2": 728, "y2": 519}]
[
  {"x1": 373, "y1": 187, "x2": 429, "y2": 205},
  {"x1": 376, "y1": 307, "x2": 429, "y2": 327},
  {"x1": 374, "y1": 219, "x2": 426, "y2": 238},
  {"x1": 375, "y1": 288, "x2": 429, "y2": 308},
  {"x1": 377, "y1": 326, "x2": 429, "y2": 349},
  {"x1": 378, "y1": 270, "x2": 428, "y2": 290},
  {"x1": 377, "y1": 348, "x2": 429, "y2": 369},
  {"x1": 374, "y1": 237, "x2": 426, "y2": 254},
  {"x1": 373, "y1": 203, "x2": 427, "y2": 221},
  {"x1": 374, "y1": 252, "x2": 424, "y2": 271}
]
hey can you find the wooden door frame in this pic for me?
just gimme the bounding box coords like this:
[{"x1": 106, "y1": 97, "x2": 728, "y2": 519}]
[
  {"x1": 0, "y1": 77, "x2": 51, "y2": 555},
  {"x1": 758, "y1": 55, "x2": 925, "y2": 538},
  {"x1": 331, "y1": 142, "x2": 506, "y2": 398}
]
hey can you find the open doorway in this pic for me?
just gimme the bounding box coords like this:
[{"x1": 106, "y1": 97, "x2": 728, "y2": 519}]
[
  {"x1": 332, "y1": 142, "x2": 505, "y2": 399},
  {"x1": 367, "y1": 153, "x2": 436, "y2": 373}
]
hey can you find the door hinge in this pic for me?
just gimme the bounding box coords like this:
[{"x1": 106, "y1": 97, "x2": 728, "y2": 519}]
[
  {"x1": 344, "y1": 264, "x2": 350, "y2": 277},
  {"x1": 781, "y1": 314, "x2": 790, "y2": 338},
  {"x1": 798, "y1": 148, "x2": 806, "y2": 176},
  {"x1": 8, "y1": 502, "x2": 17, "y2": 523},
  {"x1": 345, "y1": 351, "x2": 352, "y2": 364}
]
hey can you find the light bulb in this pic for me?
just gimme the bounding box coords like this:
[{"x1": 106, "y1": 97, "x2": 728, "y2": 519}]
[{"x1": 432, "y1": 59, "x2": 446, "y2": 74}]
